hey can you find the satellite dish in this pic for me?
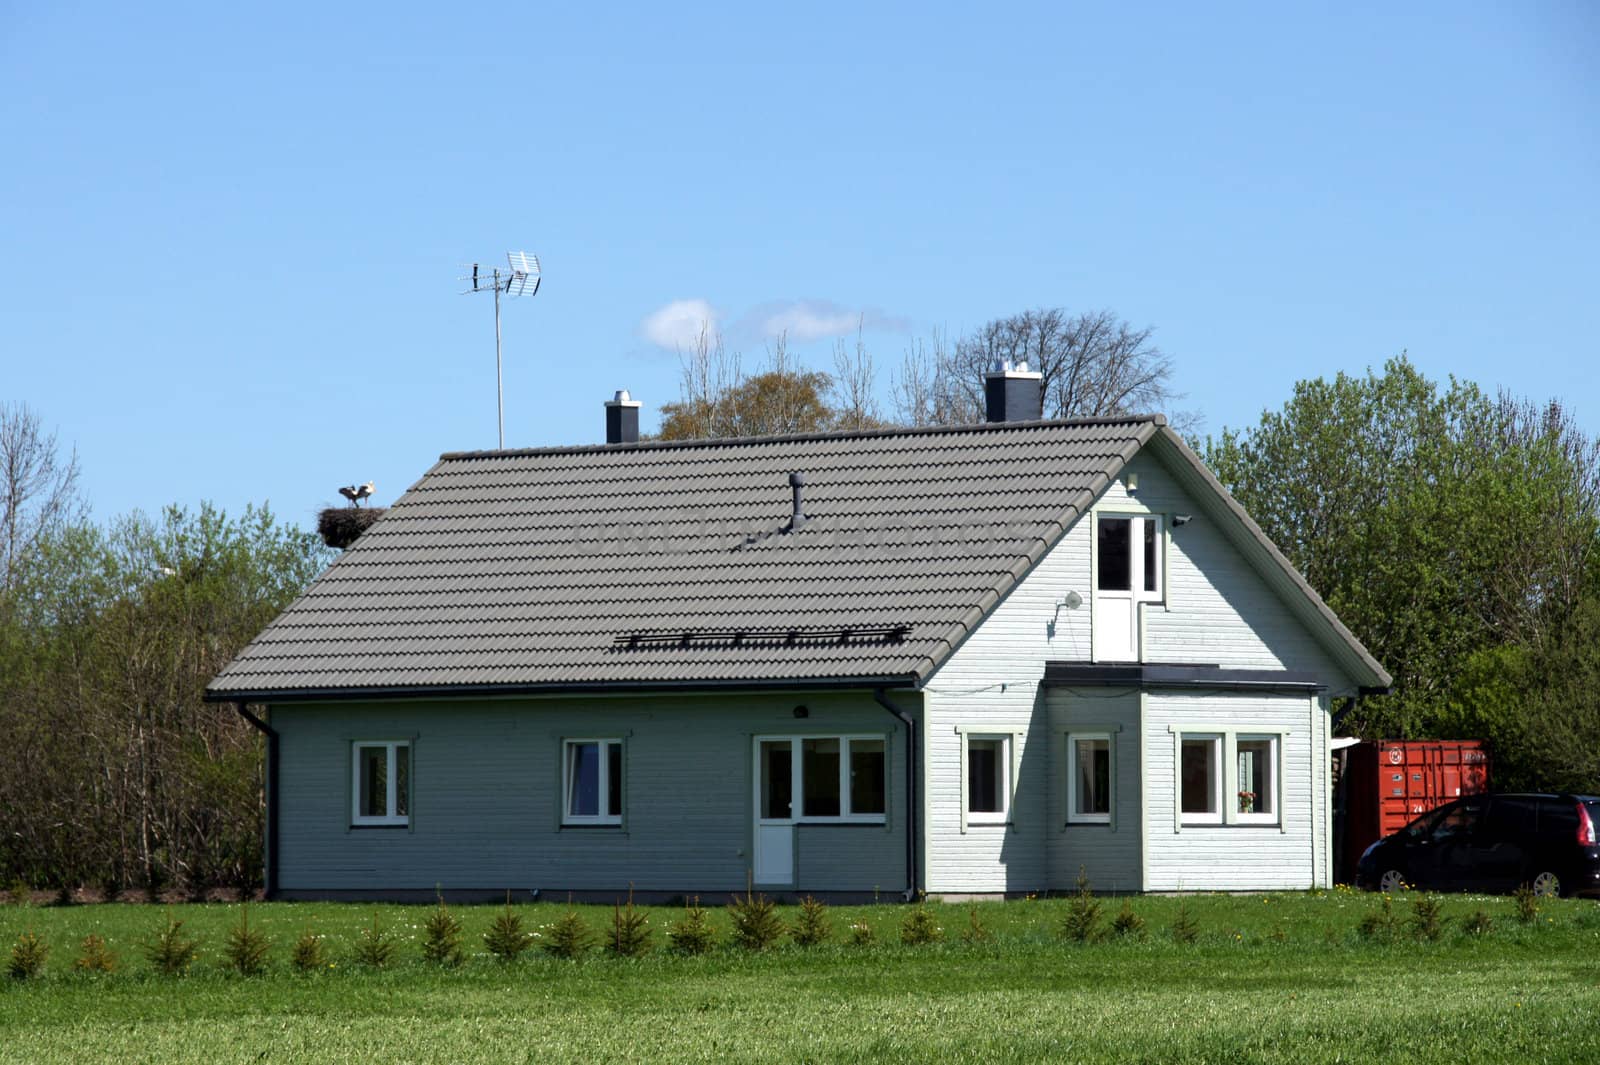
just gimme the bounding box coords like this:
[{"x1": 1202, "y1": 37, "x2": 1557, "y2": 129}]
[{"x1": 460, "y1": 248, "x2": 543, "y2": 449}]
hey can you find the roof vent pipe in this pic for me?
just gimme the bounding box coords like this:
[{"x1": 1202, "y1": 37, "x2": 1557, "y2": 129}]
[
  {"x1": 605, "y1": 389, "x2": 642, "y2": 444},
  {"x1": 787, "y1": 471, "x2": 808, "y2": 532},
  {"x1": 984, "y1": 358, "x2": 1044, "y2": 423}
]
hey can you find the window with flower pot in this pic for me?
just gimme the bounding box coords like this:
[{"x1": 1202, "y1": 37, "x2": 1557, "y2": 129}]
[{"x1": 1170, "y1": 729, "x2": 1281, "y2": 828}]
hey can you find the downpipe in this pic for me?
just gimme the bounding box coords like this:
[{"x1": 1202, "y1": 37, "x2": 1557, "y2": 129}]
[
  {"x1": 873, "y1": 688, "x2": 920, "y2": 902},
  {"x1": 234, "y1": 703, "x2": 278, "y2": 899}
]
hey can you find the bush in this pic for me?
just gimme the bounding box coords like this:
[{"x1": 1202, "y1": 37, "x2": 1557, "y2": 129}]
[
  {"x1": 848, "y1": 920, "x2": 877, "y2": 947},
  {"x1": 289, "y1": 929, "x2": 327, "y2": 973},
  {"x1": 1170, "y1": 902, "x2": 1200, "y2": 945},
  {"x1": 727, "y1": 890, "x2": 785, "y2": 951},
  {"x1": 960, "y1": 905, "x2": 993, "y2": 945},
  {"x1": 666, "y1": 897, "x2": 717, "y2": 955},
  {"x1": 484, "y1": 901, "x2": 534, "y2": 962},
  {"x1": 74, "y1": 933, "x2": 118, "y2": 974},
  {"x1": 1060, "y1": 867, "x2": 1103, "y2": 942},
  {"x1": 1406, "y1": 895, "x2": 1444, "y2": 941},
  {"x1": 8, "y1": 931, "x2": 48, "y2": 980},
  {"x1": 543, "y1": 909, "x2": 593, "y2": 960},
  {"x1": 352, "y1": 913, "x2": 396, "y2": 969},
  {"x1": 1514, "y1": 883, "x2": 1539, "y2": 924},
  {"x1": 791, "y1": 896, "x2": 832, "y2": 947},
  {"x1": 1463, "y1": 909, "x2": 1494, "y2": 936},
  {"x1": 1111, "y1": 900, "x2": 1146, "y2": 939},
  {"x1": 1357, "y1": 893, "x2": 1396, "y2": 942},
  {"x1": 222, "y1": 903, "x2": 272, "y2": 975},
  {"x1": 899, "y1": 905, "x2": 943, "y2": 946},
  {"x1": 143, "y1": 913, "x2": 199, "y2": 975},
  {"x1": 608, "y1": 891, "x2": 652, "y2": 958},
  {"x1": 421, "y1": 896, "x2": 465, "y2": 967}
]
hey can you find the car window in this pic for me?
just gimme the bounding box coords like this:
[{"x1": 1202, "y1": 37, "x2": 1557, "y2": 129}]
[
  {"x1": 1406, "y1": 803, "x2": 1454, "y2": 839},
  {"x1": 1429, "y1": 797, "x2": 1484, "y2": 843},
  {"x1": 1484, "y1": 797, "x2": 1538, "y2": 838},
  {"x1": 1539, "y1": 799, "x2": 1578, "y2": 840}
]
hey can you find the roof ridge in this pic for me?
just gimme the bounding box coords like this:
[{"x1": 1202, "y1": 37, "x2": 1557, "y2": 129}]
[{"x1": 439, "y1": 413, "x2": 1168, "y2": 462}]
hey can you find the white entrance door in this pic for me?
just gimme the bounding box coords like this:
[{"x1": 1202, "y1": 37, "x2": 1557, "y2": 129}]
[{"x1": 753, "y1": 738, "x2": 795, "y2": 885}]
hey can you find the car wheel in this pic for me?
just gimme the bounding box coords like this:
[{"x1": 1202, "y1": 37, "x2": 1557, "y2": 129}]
[
  {"x1": 1529, "y1": 871, "x2": 1562, "y2": 898},
  {"x1": 1378, "y1": 869, "x2": 1407, "y2": 893}
]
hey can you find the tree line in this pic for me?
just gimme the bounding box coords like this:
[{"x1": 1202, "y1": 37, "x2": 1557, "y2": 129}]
[
  {"x1": 1, "y1": 314, "x2": 1595, "y2": 895},
  {"x1": 0, "y1": 401, "x2": 331, "y2": 896}
]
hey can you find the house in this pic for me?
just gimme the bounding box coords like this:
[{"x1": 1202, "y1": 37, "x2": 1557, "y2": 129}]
[{"x1": 206, "y1": 366, "x2": 1390, "y2": 901}]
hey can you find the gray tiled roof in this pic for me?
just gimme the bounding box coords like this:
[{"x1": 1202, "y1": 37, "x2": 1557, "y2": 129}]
[{"x1": 207, "y1": 417, "x2": 1165, "y2": 697}]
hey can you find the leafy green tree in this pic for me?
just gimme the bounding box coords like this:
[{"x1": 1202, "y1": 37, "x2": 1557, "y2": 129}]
[{"x1": 1204, "y1": 356, "x2": 1600, "y2": 738}]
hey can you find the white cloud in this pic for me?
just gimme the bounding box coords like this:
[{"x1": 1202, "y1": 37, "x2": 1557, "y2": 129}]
[
  {"x1": 639, "y1": 298, "x2": 719, "y2": 351},
  {"x1": 741, "y1": 299, "x2": 911, "y2": 343}
]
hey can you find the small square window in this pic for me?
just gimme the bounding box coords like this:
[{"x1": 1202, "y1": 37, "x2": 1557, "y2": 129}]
[
  {"x1": 564, "y1": 739, "x2": 623, "y2": 825},
  {"x1": 966, "y1": 735, "x2": 1010, "y2": 823},
  {"x1": 352, "y1": 741, "x2": 410, "y2": 827},
  {"x1": 1068, "y1": 734, "x2": 1112, "y2": 824}
]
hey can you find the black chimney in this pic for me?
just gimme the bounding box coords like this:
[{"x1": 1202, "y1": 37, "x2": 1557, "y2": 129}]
[
  {"x1": 984, "y1": 359, "x2": 1044, "y2": 422},
  {"x1": 605, "y1": 389, "x2": 641, "y2": 444}
]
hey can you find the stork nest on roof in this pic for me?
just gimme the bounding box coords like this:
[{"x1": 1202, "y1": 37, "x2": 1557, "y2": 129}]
[{"x1": 318, "y1": 506, "x2": 387, "y2": 549}]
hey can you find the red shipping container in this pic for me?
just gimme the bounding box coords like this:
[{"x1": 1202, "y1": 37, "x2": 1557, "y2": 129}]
[{"x1": 1334, "y1": 739, "x2": 1491, "y2": 884}]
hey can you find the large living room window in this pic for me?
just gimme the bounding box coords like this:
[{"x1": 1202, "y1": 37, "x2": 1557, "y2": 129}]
[
  {"x1": 1173, "y1": 730, "x2": 1281, "y2": 827},
  {"x1": 351, "y1": 741, "x2": 410, "y2": 827},
  {"x1": 564, "y1": 739, "x2": 623, "y2": 825},
  {"x1": 799, "y1": 736, "x2": 887, "y2": 821}
]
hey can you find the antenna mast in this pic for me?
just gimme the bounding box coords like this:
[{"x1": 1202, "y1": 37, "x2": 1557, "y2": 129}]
[{"x1": 461, "y1": 251, "x2": 541, "y2": 448}]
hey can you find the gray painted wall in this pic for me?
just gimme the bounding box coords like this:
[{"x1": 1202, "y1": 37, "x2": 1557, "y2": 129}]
[
  {"x1": 1045, "y1": 688, "x2": 1142, "y2": 892},
  {"x1": 271, "y1": 691, "x2": 909, "y2": 896}
]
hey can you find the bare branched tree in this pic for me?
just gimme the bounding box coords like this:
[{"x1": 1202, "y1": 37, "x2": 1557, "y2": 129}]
[
  {"x1": 1, "y1": 401, "x2": 84, "y2": 593},
  {"x1": 832, "y1": 320, "x2": 879, "y2": 431},
  {"x1": 891, "y1": 329, "x2": 966, "y2": 427}
]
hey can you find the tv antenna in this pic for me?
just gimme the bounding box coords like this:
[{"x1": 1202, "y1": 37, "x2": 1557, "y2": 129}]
[{"x1": 461, "y1": 250, "x2": 541, "y2": 448}]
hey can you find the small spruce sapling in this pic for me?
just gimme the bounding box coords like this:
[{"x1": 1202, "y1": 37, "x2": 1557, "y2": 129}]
[
  {"x1": 791, "y1": 896, "x2": 832, "y2": 947},
  {"x1": 666, "y1": 897, "x2": 717, "y2": 955},
  {"x1": 8, "y1": 931, "x2": 48, "y2": 979},
  {"x1": 484, "y1": 893, "x2": 534, "y2": 962},
  {"x1": 421, "y1": 894, "x2": 465, "y2": 967},
  {"x1": 543, "y1": 908, "x2": 593, "y2": 960},
  {"x1": 6, "y1": 877, "x2": 30, "y2": 907},
  {"x1": 848, "y1": 920, "x2": 877, "y2": 947},
  {"x1": 143, "y1": 912, "x2": 199, "y2": 975},
  {"x1": 290, "y1": 928, "x2": 327, "y2": 972},
  {"x1": 1111, "y1": 900, "x2": 1146, "y2": 939},
  {"x1": 1357, "y1": 893, "x2": 1396, "y2": 942},
  {"x1": 960, "y1": 905, "x2": 993, "y2": 945},
  {"x1": 1406, "y1": 895, "x2": 1444, "y2": 941},
  {"x1": 899, "y1": 904, "x2": 942, "y2": 946},
  {"x1": 352, "y1": 912, "x2": 396, "y2": 969},
  {"x1": 222, "y1": 903, "x2": 272, "y2": 975},
  {"x1": 608, "y1": 889, "x2": 652, "y2": 958},
  {"x1": 1513, "y1": 883, "x2": 1539, "y2": 924},
  {"x1": 727, "y1": 889, "x2": 785, "y2": 951},
  {"x1": 1060, "y1": 866, "x2": 1103, "y2": 942},
  {"x1": 1463, "y1": 909, "x2": 1493, "y2": 937},
  {"x1": 75, "y1": 933, "x2": 118, "y2": 973},
  {"x1": 1170, "y1": 901, "x2": 1200, "y2": 945}
]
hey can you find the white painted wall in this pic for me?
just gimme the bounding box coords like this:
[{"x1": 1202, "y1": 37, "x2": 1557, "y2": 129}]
[{"x1": 920, "y1": 445, "x2": 1351, "y2": 893}]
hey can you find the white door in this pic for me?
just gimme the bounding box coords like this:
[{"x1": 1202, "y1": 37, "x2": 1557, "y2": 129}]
[{"x1": 753, "y1": 738, "x2": 795, "y2": 885}]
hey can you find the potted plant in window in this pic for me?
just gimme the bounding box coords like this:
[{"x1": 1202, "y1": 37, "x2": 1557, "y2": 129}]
[{"x1": 1238, "y1": 790, "x2": 1256, "y2": 815}]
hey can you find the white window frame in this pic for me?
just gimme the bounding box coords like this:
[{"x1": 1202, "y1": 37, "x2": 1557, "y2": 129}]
[
  {"x1": 1067, "y1": 731, "x2": 1114, "y2": 825},
  {"x1": 351, "y1": 740, "x2": 410, "y2": 827},
  {"x1": 562, "y1": 738, "x2": 624, "y2": 826},
  {"x1": 753, "y1": 734, "x2": 888, "y2": 824},
  {"x1": 1177, "y1": 733, "x2": 1224, "y2": 825},
  {"x1": 1168, "y1": 727, "x2": 1286, "y2": 830},
  {"x1": 961, "y1": 732, "x2": 1013, "y2": 828},
  {"x1": 1095, "y1": 512, "x2": 1165, "y2": 603},
  {"x1": 1234, "y1": 734, "x2": 1278, "y2": 824}
]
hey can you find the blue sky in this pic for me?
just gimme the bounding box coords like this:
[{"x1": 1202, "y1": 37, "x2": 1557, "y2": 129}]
[{"x1": 3, "y1": 2, "x2": 1596, "y2": 527}]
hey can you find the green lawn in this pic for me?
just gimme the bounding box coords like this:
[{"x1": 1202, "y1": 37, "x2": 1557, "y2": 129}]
[{"x1": 3, "y1": 891, "x2": 1599, "y2": 1064}]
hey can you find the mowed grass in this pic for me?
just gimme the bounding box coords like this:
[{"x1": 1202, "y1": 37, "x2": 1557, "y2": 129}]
[{"x1": 3, "y1": 891, "x2": 1600, "y2": 1064}]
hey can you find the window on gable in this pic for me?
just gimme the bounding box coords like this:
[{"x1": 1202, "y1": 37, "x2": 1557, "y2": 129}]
[
  {"x1": 1097, "y1": 514, "x2": 1162, "y2": 598},
  {"x1": 352, "y1": 741, "x2": 410, "y2": 827},
  {"x1": 966, "y1": 735, "x2": 1010, "y2": 823},
  {"x1": 564, "y1": 739, "x2": 623, "y2": 825},
  {"x1": 1068, "y1": 733, "x2": 1112, "y2": 824}
]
